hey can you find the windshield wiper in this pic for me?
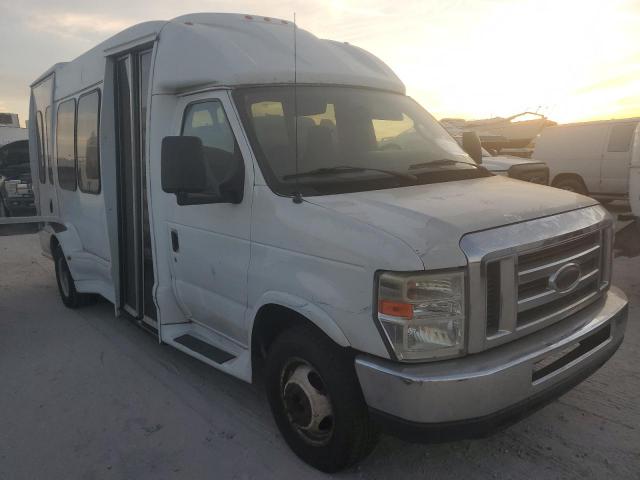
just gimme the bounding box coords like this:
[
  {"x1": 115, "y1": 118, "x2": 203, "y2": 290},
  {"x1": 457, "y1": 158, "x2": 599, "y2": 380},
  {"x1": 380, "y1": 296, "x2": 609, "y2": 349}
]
[
  {"x1": 283, "y1": 165, "x2": 418, "y2": 182},
  {"x1": 409, "y1": 158, "x2": 480, "y2": 170}
]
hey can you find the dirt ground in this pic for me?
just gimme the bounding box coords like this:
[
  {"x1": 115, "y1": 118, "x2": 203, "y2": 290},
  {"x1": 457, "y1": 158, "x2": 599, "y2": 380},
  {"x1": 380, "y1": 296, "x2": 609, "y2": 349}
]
[{"x1": 0, "y1": 221, "x2": 638, "y2": 479}]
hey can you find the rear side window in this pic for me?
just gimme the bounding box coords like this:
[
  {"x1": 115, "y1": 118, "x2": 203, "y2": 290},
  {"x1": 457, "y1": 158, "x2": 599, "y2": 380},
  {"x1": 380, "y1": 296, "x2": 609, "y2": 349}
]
[
  {"x1": 76, "y1": 91, "x2": 101, "y2": 194},
  {"x1": 56, "y1": 99, "x2": 76, "y2": 190},
  {"x1": 607, "y1": 124, "x2": 636, "y2": 153},
  {"x1": 36, "y1": 111, "x2": 46, "y2": 183},
  {"x1": 45, "y1": 107, "x2": 53, "y2": 184}
]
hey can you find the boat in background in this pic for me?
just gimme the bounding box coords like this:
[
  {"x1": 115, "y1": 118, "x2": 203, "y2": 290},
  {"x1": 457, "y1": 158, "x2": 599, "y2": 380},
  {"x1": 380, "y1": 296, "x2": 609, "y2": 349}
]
[{"x1": 441, "y1": 111, "x2": 556, "y2": 153}]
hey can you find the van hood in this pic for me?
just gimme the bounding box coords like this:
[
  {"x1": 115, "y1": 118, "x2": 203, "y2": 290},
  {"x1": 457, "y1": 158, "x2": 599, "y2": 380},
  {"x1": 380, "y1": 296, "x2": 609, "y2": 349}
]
[
  {"x1": 482, "y1": 155, "x2": 544, "y2": 172},
  {"x1": 305, "y1": 176, "x2": 598, "y2": 269}
]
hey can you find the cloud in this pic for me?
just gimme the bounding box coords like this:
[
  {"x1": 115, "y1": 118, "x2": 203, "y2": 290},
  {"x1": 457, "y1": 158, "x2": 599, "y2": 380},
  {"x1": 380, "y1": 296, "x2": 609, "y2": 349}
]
[{"x1": 26, "y1": 12, "x2": 136, "y2": 41}]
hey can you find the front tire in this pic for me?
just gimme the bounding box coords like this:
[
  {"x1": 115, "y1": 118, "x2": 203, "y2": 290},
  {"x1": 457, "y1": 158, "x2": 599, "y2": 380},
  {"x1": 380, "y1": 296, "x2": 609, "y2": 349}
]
[
  {"x1": 53, "y1": 245, "x2": 88, "y2": 309},
  {"x1": 265, "y1": 325, "x2": 378, "y2": 472}
]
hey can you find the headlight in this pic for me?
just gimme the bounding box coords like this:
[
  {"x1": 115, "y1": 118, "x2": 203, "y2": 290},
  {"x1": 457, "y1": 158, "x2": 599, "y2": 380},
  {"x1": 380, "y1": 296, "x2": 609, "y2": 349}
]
[{"x1": 376, "y1": 270, "x2": 465, "y2": 361}]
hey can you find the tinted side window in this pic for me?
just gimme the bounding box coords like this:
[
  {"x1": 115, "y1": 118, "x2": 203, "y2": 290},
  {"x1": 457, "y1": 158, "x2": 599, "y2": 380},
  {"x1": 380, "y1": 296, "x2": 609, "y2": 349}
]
[
  {"x1": 77, "y1": 91, "x2": 101, "y2": 193},
  {"x1": 46, "y1": 106, "x2": 53, "y2": 184},
  {"x1": 36, "y1": 111, "x2": 46, "y2": 183},
  {"x1": 57, "y1": 99, "x2": 76, "y2": 190},
  {"x1": 181, "y1": 100, "x2": 242, "y2": 195},
  {"x1": 607, "y1": 124, "x2": 636, "y2": 153},
  {"x1": 182, "y1": 101, "x2": 236, "y2": 153}
]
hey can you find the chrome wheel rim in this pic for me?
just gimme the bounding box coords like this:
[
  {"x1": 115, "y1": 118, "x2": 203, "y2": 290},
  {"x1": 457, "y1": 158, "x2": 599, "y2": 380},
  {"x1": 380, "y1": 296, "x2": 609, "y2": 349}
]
[
  {"x1": 57, "y1": 256, "x2": 70, "y2": 298},
  {"x1": 281, "y1": 358, "x2": 334, "y2": 446}
]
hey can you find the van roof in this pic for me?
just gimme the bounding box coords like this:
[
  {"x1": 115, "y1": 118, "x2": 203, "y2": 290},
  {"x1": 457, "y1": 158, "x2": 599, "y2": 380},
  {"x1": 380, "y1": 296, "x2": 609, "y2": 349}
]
[
  {"x1": 546, "y1": 117, "x2": 640, "y2": 129},
  {"x1": 32, "y1": 13, "x2": 405, "y2": 100}
]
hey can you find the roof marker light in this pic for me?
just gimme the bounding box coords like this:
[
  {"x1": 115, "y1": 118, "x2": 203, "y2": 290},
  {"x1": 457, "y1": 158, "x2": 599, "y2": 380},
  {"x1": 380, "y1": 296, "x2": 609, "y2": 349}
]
[
  {"x1": 245, "y1": 15, "x2": 253, "y2": 20},
  {"x1": 264, "y1": 17, "x2": 272, "y2": 22}
]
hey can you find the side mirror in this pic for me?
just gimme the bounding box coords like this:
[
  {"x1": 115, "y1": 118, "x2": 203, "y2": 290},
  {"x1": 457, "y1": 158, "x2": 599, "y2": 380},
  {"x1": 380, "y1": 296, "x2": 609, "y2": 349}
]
[
  {"x1": 161, "y1": 136, "x2": 207, "y2": 194},
  {"x1": 462, "y1": 131, "x2": 483, "y2": 164}
]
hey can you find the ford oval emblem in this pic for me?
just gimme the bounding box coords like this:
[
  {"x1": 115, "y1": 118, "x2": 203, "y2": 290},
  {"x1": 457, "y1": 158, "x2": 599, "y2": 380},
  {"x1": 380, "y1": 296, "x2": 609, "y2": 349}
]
[{"x1": 548, "y1": 262, "x2": 581, "y2": 294}]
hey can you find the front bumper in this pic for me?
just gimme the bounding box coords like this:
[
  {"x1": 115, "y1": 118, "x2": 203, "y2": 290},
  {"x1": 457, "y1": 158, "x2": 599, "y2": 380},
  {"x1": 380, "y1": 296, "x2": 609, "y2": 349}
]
[{"x1": 355, "y1": 286, "x2": 628, "y2": 441}]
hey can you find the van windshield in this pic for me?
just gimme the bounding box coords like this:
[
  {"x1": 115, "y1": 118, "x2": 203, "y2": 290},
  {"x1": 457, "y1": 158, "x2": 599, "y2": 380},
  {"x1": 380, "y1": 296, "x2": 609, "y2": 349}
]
[{"x1": 234, "y1": 86, "x2": 488, "y2": 196}]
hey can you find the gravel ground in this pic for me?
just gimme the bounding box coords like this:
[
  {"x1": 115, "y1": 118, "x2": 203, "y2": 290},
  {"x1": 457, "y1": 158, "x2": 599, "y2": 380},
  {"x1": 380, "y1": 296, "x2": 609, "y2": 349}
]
[{"x1": 0, "y1": 221, "x2": 638, "y2": 480}]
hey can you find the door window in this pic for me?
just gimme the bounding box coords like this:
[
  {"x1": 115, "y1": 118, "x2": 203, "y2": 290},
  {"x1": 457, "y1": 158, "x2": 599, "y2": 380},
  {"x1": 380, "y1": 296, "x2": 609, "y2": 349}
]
[
  {"x1": 607, "y1": 124, "x2": 636, "y2": 153},
  {"x1": 181, "y1": 100, "x2": 243, "y2": 194}
]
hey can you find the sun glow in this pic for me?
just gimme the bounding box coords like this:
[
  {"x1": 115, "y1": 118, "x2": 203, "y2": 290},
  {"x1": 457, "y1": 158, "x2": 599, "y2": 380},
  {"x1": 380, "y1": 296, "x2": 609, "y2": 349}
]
[{"x1": 373, "y1": 0, "x2": 640, "y2": 124}]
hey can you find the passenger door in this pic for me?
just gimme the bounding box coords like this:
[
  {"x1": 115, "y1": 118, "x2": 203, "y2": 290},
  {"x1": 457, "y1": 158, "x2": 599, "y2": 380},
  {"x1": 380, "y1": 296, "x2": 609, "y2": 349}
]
[
  {"x1": 165, "y1": 92, "x2": 253, "y2": 344},
  {"x1": 600, "y1": 122, "x2": 637, "y2": 194}
]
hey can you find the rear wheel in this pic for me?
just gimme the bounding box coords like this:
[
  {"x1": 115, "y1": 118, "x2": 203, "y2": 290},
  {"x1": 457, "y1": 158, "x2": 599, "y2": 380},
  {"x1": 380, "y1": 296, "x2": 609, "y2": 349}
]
[
  {"x1": 265, "y1": 325, "x2": 378, "y2": 472},
  {"x1": 553, "y1": 177, "x2": 587, "y2": 195},
  {"x1": 53, "y1": 245, "x2": 90, "y2": 308}
]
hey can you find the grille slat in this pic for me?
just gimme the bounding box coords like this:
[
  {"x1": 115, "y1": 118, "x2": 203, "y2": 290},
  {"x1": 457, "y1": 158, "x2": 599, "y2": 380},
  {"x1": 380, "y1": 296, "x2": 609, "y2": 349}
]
[
  {"x1": 518, "y1": 268, "x2": 599, "y2": 313},
  {"x1": 518, "y1": 244, "x2": 600, "y2": 284},
  {"x1": 485, "y1": 228, "x2": 604, "y2": 340}
]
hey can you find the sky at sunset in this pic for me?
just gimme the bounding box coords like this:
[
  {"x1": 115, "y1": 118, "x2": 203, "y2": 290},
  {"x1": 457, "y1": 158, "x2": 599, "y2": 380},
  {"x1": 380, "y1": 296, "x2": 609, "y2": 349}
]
[{"x1": 1, "y1": 0, "x2": 638, "y2": 127}]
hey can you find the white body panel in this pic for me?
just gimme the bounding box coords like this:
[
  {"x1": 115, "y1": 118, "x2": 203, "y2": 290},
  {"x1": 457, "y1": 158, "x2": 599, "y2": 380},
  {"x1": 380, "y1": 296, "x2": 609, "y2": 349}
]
[
  {"x1": 28, "y1": 12, "x2": 603, "y2": 384},
  {"x1": 533, "y1": 118, "x2": 640, "y2": 196}
]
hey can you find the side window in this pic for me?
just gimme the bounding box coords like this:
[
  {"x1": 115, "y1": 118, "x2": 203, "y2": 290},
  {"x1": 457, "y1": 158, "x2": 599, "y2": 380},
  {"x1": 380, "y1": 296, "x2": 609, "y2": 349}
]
[
  {"x1": 607, "y1": 124, "x2": 636, "y2": 153},
  {"x1": 45, "y1": 106, "x2": 53, "y2": 184},
  {"x1": 56, "y1": 99, "x2": 77, "y2": 191},
  {"x1": 76, "y1": 91, "x2": 101, "y2": 194},
  {"x1": 181, "y1": 100, "x2": 243, "y2": 194},
  {"x1": 36, "y1": 111, "x2": 46, "y2": 183}
]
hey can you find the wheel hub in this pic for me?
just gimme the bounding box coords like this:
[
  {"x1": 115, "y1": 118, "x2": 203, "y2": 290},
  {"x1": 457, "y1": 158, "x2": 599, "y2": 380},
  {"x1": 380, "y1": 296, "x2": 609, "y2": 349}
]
[{"x1": 282, "y1": 362, "x2": 334, "y2": 445}]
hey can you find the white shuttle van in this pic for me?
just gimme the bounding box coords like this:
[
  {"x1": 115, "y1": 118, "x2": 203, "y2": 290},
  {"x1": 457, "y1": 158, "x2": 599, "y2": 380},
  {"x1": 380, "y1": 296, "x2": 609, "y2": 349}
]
[
  {"x1": 533, "y1": 118, "x2": 640, "y2": 201},
  {"x1": 23, "y1": 13, "x2": 628, "y2": 472}
]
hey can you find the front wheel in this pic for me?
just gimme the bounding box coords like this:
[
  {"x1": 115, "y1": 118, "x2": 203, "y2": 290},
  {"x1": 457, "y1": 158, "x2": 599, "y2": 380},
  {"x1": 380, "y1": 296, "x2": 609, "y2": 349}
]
[{"x1": 265, "y1": 326, "x2": 379, "y2": 472}]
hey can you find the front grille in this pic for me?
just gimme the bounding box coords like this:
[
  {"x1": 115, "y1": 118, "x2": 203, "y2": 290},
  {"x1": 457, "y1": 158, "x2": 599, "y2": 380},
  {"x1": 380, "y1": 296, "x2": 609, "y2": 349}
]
[
  {"x1": 483, "y1": 228, "x2": 608, "y2": 340},
  {"x1": 460, "y1": 205, "x2": 612, "y2": 354}
]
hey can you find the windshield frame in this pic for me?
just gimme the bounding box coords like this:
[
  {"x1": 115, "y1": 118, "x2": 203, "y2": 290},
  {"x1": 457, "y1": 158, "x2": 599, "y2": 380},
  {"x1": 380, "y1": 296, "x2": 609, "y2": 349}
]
[{"x1": 233, "y1": 85, "x2": 488, "y2": 197}]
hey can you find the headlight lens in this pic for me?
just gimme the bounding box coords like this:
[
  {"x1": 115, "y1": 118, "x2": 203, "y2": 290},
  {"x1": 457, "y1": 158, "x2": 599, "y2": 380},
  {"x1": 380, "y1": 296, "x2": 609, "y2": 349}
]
[{"x1": 377, "y1": 270, "x2": 465, "y2": 360}]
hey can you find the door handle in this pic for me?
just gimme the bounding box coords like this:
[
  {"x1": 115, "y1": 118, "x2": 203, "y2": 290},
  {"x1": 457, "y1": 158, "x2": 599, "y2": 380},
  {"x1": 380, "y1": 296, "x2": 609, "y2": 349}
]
[
  {"x1": 171, "y1": 230, "x2": 179, "y2": 252},
  {"x1": 49, "y1": 199, "x2": 53, "y2": 213}
]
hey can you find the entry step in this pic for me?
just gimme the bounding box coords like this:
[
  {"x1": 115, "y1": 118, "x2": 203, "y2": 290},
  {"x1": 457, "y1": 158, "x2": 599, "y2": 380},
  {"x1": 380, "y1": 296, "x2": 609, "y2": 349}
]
[{"x1": 174, "y1": 334, "x2": 236, "y2": 364}]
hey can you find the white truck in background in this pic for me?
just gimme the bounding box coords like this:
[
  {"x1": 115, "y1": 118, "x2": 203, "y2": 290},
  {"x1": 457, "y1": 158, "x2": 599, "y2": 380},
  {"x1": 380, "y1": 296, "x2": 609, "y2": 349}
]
[
  {"x1": 1, "y1": 12, "x2": 627, "y2": 472},
  {"x1": 630, "y1": 123, "x2": 640, "y2": 218},
  {"x1": 533, "y1": 118, "x2": 640, "y2": 202},
  {"x1": 0, "y1": 113, "x2": 28, "y2": 147}
]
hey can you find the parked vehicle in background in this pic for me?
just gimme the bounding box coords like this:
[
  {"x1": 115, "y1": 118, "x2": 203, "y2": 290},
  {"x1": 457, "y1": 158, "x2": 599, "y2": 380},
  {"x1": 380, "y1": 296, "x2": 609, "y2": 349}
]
[
  {"x1": 452, "y1": 132, "x2": 549, "y2": 184},
  {"x1": 442, "y1": 112, "x2": 556, "y2": 155},
  {"x1": 630, "y1": 123, "x2": 640, "y2": 218},
  {"x1": 533, "y1": 118, "x2": 640, "y2": 202},
  {"x1": 17, "y1": 13, "x2": 627, "y2": 472},
  {"x1": 0, "y1": 113, "x2": 28, "y2": 147},
  {"x1": 0, "y1": 140, "x2": 35, "y2": 217}
]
